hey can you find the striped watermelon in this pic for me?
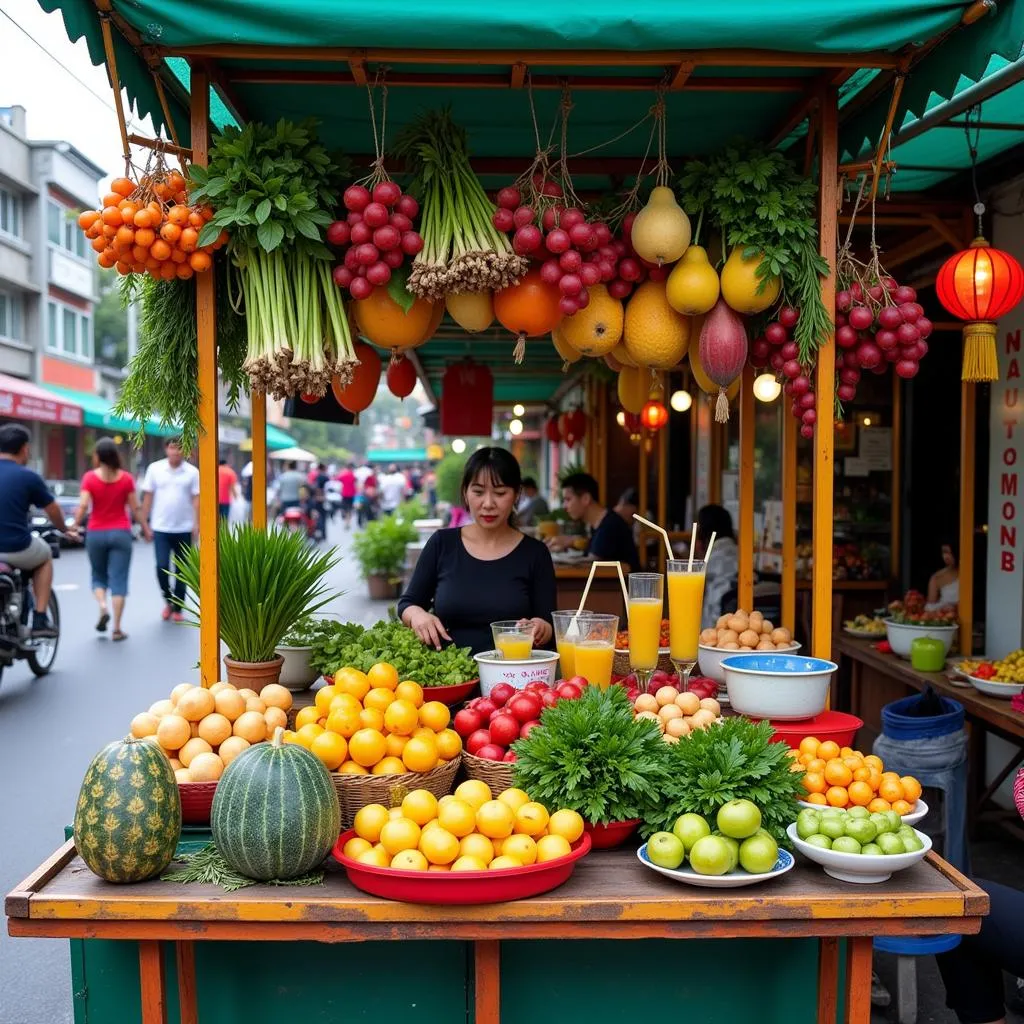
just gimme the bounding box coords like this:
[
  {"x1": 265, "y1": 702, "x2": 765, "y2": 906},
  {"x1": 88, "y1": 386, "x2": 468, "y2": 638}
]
[
  {"x1": 74, "y1": 736, "x2": 181, "y2": 883},
  {"x1": 211, "y1": 727, "x2": 339, "y2": 881}
]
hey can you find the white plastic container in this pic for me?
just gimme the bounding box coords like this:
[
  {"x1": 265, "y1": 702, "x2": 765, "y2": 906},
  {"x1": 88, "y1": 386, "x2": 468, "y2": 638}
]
[
  {"x1": 720, "y1": 652, "x2": 836, "y2": 721},
  {"x1": 787, "y1": 823, "x2": 932, "y2": 884},
  {"x1": 698, "y1": 641, "x2": 801, "y2": 685},
  {"x1": 274, "y1": 645, "x2": 318, "y2": 691},
  {"x1": 884, "y1": 620, "x2": 958, "y2": 660},
  {"x1": 473, "y1": 650, "x2": 560, "y2": 696}
]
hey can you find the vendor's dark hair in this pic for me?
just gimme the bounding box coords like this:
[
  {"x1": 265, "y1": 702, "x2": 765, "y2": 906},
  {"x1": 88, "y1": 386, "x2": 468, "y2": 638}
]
[
  {"x1": 0, "y1": 423, "x2": 30, "y2": 454},
  {"x1": 94, "y1": 437, "x2": 121, "y2": 470},
  {"x1": 941, "y1": 537, "x2": 959, "y2": 564},
  {"x1": 618, "y1": 486, "x2": 639, "y2": 507},
  {"x1": 460, "y1": 447, "x2": 522, "y2": 504},
  {"x1": 697, "y1": 503, "x2": 735, "y2": 545},
  {"x1": 562, "y1": 472, "x2": 600, "y2": 501}
]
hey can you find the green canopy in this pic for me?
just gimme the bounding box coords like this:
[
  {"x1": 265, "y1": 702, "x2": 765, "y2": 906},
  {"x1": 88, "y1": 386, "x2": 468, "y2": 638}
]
[
  {"x1": 266, "y1": 424, "x2": 298, "y2": 451},
  {"x1": 46, "y1": 385, "x2": 180, "y2": 437}
]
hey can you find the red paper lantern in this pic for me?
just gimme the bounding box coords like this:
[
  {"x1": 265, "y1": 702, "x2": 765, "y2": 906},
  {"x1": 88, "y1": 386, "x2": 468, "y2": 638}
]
[
  {"x1": 560, "y1": 409, "x2": 587, "y2": 448},
  {"x1": 332, "y1": 341, "x2": 382, "y2": 421},
  {"x1": 386, "y1": 354, "x2": 417, "y2": 399},
  {"x1": 936, "y1": 237, "x2": 1024, "y2": 382},
  {"x1": 622, "y1": 411, "x2": 642, "y2": 434},
  {"x1": 545, "y1": 415, "x2": 562, "y2": 444},
  {"x1": 440, "y1": 359, "x2": 493, "y2": 436},
  {"x1": 640, "y1": 399, "x2": 669, "y2": 431}
]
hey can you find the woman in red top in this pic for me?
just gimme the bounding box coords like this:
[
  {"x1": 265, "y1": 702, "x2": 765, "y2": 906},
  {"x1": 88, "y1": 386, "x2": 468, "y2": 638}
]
[{"x1": 73, "y1": 438, "x2": 150, "y2": 641}]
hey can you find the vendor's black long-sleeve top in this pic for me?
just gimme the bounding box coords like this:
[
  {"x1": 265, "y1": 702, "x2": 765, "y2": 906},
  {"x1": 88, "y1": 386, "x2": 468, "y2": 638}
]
[{"x1": 397, "y1": 528, "x2": 557, "y2": 655}]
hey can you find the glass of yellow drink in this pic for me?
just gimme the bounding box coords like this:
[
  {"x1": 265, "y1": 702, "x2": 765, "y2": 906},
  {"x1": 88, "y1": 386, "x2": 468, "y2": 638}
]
[
  {"x1": 570, "y1": 613, "x2": 619, "y2": 691},
  {"x1": 666, "y1": 559, "x2": 706, "y2": 686},
  {"x1": 491, "y1": 620, "x2": 534, "y2": 661},
  {"x1": 628, "y1": 573, "x2": 664, "y2": 691},
  {"x1": 552, "y1": 611, "x2": 581, "y2": 679}
]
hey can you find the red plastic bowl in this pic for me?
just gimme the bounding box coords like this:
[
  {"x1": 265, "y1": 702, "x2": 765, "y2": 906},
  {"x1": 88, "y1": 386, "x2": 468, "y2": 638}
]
[
  {"x1": 769, "y1": 710, "x2": 864, "y2": 750},
  {"x1": 582, "y1": 818, "x2": 641, "y2": 849},
  {"x1": 421, "y1": 679, "x2": 480, "y2": 705},
  {"x1": 332, "y1": 829, "x2": 591, "y2": 904},
  {"x1": 178, "y1": 781, "x2": 218, "y2": 825}
]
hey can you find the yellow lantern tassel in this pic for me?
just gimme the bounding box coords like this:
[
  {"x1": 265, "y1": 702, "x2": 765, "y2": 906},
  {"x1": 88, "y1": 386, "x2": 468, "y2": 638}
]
[
  {"x1": 715, "y1": 388, "x2": 731, "y2": 423},
  {"x1": 962, "y1": 321, "x2": 999, "y2": 383}
]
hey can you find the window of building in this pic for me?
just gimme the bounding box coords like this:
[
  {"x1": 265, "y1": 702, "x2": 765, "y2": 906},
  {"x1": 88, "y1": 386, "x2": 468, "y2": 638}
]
[
  {"x1": 0, "y1": 289, "x2": 22, "y2": 340},
  {"x1": 47, "y1": 301, "x2": 58, "y2": 350},
  {"x1": 47, "y1": 201, "x2": 61, "y2": 245},
  {"x1": 63, "y1": 307, "x2": 76, "y2": 354},
  {"x1": 79, "y1": 313, "x2": 92, "y2": 358},
  {"x1": 48, "y1": 200, "x2": 87, "y2": 260},
  {"x1": 0, "y1": 188, "x2": 22, "y2": 239},
  {"x1": 47, "y1": 298, "x2": 91, "y2": 360}
]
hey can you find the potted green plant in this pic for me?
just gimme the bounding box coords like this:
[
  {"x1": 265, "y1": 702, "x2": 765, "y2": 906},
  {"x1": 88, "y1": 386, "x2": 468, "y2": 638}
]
[
  {"x1": 275, "y1": 616, "x2": 345, "y2": 691},
  {"x1": 351, "y1": 513, "x2": 418, "y2": 600},
  {"x1": 174, "y1": 524, "x2": 339, "y2": 689}
]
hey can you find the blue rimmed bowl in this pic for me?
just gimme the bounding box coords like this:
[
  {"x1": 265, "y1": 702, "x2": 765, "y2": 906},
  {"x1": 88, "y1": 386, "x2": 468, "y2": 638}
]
[{"x1": 720, "y1": 653, "x2": 838, "y2": 721}]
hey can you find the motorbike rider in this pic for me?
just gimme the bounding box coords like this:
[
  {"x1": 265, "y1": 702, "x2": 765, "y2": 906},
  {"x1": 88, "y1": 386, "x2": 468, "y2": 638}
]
[{"x1": 0, "y1": 424, "x2": 79, "y2": 636}]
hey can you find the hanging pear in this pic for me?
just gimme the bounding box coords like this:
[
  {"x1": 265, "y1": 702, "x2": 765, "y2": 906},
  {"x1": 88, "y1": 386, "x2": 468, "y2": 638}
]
[
  {"x1": 551, "y1": 327, "x2": 582, "y2": 371},
  {"x1": 629, "y1": 186, "x2": 691, "y2": 266},
  {"x1": 666, "y1": 245, "x2": 720, "y2": 315},
  {"x1": 446, "y1": 291, "x2": 494, "y2": 332},
  {"x1": 720, "y1": 247, "x2": 781, "y2": 314}
]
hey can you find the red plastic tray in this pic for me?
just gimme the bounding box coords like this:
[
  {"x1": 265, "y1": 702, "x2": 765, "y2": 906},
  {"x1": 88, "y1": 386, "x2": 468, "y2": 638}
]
[
  {"x1": 582, "y1": 818, "x2": 641, "y2": 849},
  {"x1": 178, "y1": 781, "x2": 218, "y2": 824},
  {"x1": 332, "y1": 829, "x2": 591, "y2": 904},
  {"x1": 769, "y1": 710, "x2": 864, "y2": 750}
]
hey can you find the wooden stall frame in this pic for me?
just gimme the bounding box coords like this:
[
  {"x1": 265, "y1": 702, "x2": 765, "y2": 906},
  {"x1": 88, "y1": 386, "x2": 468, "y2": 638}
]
[
  {"x1": 250, "y1": 390, "x2": 267, "y2": 530},
  {"x1": 739, "y1": 364, "x2": 756, "y2": 609},
  {"x1": 781, "y1": 403, "x2": 798, "y2": 631}
]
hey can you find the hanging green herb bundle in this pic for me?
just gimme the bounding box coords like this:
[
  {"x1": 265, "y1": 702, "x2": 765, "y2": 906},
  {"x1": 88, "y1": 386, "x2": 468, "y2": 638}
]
[
  {"x1": 188, "y1": 119, "x2": 356, "y2": 399},
  {"x1": 678, "y1": 142, "x2": 830, "y2": 366},
  {"x1": 113, "y1": 266, "x2": 247, "y2": 453},
  {"x1": 393, "y1": 109, "x2": 527, "y2": 300}
]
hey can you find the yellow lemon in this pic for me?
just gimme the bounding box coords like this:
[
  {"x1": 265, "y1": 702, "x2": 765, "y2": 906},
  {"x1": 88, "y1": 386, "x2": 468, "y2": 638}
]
[
  {"x1": 390, "y1": 849, "x2": 428, "y2": 871},
  {"x1": 459, "y1": 833, "x2": 495, "y2": 865},
  {"x1": 438, "y1": 798, "x2": 477, "y2": 838},
  {"x1": 379, "y1": 817, "x2": 421, "y2": 856},
  {"x1": 497, "y1": 788, "x2": 531, "y2": 813},
  {"x1": 455, "y1": 779, "x2": 492, "y2": 810},
  {"x1": 419, "y1": 827, "x2": 460, "y2": 866},
  {"x1": 536, "y1": 834, "x2": 573, "y2": 862},
  {"x1": 514, "y1": 802, "x2": 550, "y2": 837},
  {"x1": 353, "y1": 803, "x2": 390, "y2": 843},
  {"x1": 548, "y1": 809, "x2": 585, "y2": 843},
  {"x1": 451, "y1": 855, "x2": 487, "y2": 872},
  {"x1": 489, "y1": 855, "x2": 524, "y2": 870},
  {"x1": 342, "y1": 837, "x2": 372, "y2": 860},
  {"x1": 401, "y1": 789, "x2": 439, "y2": 826},
  {"x1": 476, "y1": 800, "x2": 516, "y2": 840},
  {"x1": 501, "y1": 834, "x2": 538, "y2": 865},
  {"x1": 357, "y1": 846, "x2": 390, "y2": 867}
]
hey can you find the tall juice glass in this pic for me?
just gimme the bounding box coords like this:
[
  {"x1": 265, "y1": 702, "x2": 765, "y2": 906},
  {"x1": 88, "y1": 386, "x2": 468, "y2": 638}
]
[
  {"x1": 552, "y1": 611, "x2": 580, "y2": 679},
  {"x1": 572, "y1": 613, "x2": 619, "y2": 691},
  {"x1": 628, "y1": 573, "x2": 664, "y2": 692},
  {"x1": 666, "y1": 559, "x2": 706, "y2": 686}
]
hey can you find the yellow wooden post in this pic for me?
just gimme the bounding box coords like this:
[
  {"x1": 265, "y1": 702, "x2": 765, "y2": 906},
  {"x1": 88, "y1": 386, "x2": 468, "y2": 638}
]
[
  {"x1": 638, "y1": 430, "x2": 648, "y2": 520},
  {"x1": 738, "y1": 365, "x2": 756, "y2": 609},
  {"x1": 656, "y1": 378, "x2": 668, "y2": 575},
  {"x1": 251, "y1": 390, "x2": 267, "y2": 530},
  {"x1": 781, "y1": 403, "x2": 797, "y2": 631},
  {"x1": 959, "y1": 374, "x2": 975, "y2": 656},
  {"x1": 890, "y1": 374, "x2": 902, "y2": 581},
  {"x1": 812, "y1": 86, "x2": 839, "y2": 660},
  {"x1": 191, "y1": 64, "x2": 220, "y2": 688}
]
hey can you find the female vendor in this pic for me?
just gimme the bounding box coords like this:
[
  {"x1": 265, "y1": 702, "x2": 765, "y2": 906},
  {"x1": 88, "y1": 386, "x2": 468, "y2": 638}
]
[{"x1": 398, "y1": 447, "x2": 556, "y2": 654}]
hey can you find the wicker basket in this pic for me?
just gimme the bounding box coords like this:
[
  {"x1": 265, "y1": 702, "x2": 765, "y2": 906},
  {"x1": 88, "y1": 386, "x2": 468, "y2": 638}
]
[
  {"x1": 331, "y1": 756, "x2": 461, "y2": 828},
  {"x1": 460, "y1": 751, "x2": 515, "y2": 794},
  {"x1": 611, "y1": 648, "x2": 675, "y2": 678}
]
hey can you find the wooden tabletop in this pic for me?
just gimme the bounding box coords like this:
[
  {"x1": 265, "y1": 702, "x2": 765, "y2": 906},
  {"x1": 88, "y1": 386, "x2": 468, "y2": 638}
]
[
  {"x1": 832, "y1": 634, "x2": 1024, "y2": 740},
  {"x1": 6, "y1": 841, "x2": 987, "y2": 943}
]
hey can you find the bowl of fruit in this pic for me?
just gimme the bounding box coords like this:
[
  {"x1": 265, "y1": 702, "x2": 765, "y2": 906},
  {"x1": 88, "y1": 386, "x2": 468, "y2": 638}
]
[
  {"x1": 721, "y1": 653, "x2": 836, "y2": 721},
  {"x1": 787, "y1": 807, "x2": 931, "y2": 884},
  {"x1": 884, "y1": 593, "x2": 958, "y2": 660},
  {"x1": 965, "y1": 651, "x2": 1024, "y2": 698},
  {"x1": 698, "y1": 609, "x2": 800, "y2": 686}
]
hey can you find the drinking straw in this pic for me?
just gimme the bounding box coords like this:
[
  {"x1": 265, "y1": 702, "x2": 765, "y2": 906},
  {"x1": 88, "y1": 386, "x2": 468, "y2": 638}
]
[
  {"x1": 704, "y1": 531, "x2": 717, "y2": 567},
  {"x1": 687, "y1": 522, "x2": 697, "y2": 571},
  {"x1": 633, "y1": 514, "x2": 673, "y2": 560},
  {"x1": 574, "y1": 561, "x2": 629, "y2": 623}
]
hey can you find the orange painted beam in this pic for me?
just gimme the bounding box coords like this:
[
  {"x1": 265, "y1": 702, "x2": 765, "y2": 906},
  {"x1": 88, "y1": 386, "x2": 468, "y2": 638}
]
[{"x1": 738, "y1": 365, "x2": 756, "y2": 610}]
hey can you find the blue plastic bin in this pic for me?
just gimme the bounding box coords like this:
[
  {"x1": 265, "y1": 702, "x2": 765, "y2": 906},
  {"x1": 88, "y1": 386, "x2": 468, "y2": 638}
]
[{"x1": 881, "y1": 694, "x2": 964, "y2": 740}]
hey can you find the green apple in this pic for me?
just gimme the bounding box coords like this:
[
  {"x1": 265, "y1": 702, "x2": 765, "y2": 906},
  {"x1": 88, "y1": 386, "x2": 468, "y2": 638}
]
[
  {"x1": 688, "y1": 836, "x2": 733, "y2": 876},
  {"x1": 901, "y1": 832, "x2": 924, "y2": 852},
  {"x1": 820, "y1": 807, "x2": 844, "y2": 818},
  {"x1": 832, "y1": 836, "x2": 862, "y2": 855},
  {"x1": 869, "y1": 812, "x2": 892, "y2": 835},
  {"x1": 713, "y1": 834, "x2": 740, "y2": 871},
  {"x1": 819, "y1": 816, "x2": 846, "y2": 841},
  {"x1": 845, "y1": 819, "x2": 877, "y2": 846},
  {"x1": 672, "y1": 813, "x2": 711, "y2": 852},
  {"x1": 716, "y1": 799, "x2": 762, "y2": 839},
  {"x1": 796, "y1": 810, "x2": 822, "y2": 840},
  {"x1": 884, "y1": 811, "x2": 903, "y2": 833},
  {"x1": 876, "y1": 833, "x2": 906, "y2": 855},
  {"x1": 739, "y1": 833, "x2": 779, "y2": 874},
  {"x1": 898, "y1": 825, "x2": 917, "y2": 843},
  {"x1": 847, "y1": 806, "x2": 870, "y2": 820},
  {"x1": 805, "y1": 834, "x2": 833, "y2": 849},
  {"x1": 861, "y1": 843, "x2": 883, "y2": 856},
  {"x1": 646, "y1": 832, "x2": 686, "y2": 870}
]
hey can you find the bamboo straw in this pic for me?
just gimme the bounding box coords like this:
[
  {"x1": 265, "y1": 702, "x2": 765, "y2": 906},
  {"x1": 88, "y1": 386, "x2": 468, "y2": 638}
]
[
  {"x1": 687, "y1": 522, "x2": 697, "y2": 571},
  {"x1": 704, "y1": 531, "x2": 718, "y2": 567},
  {"x1": 633, "y1": 514, "x2": 673, "y2": 559},
  {"x1": 574, "y1": 560, "x2": 629, "y2": 621}
]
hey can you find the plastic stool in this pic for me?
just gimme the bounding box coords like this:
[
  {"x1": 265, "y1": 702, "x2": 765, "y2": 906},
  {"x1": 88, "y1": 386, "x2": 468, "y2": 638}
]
[{"x1": 873, "y1": 934, "x2": 961, "y2": 1024}]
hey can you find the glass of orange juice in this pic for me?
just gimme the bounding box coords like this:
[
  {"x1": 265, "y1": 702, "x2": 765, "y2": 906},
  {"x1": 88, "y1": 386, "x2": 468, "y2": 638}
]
[
  {"x1": 571, "y1": 613, "x2": 618, "y2": 691},
  {"x1": 666, "y1": 559, "x2": 706, "y2": 686},
  {"x1": 552, "y1": 610, "x2": 581, "y2": 679},
  {"x1": 628, "y1": 573, "x2": 664, "y2": 691},
  {"x1": 491, "y1": 620, "x2": 534, "y2": 660}
]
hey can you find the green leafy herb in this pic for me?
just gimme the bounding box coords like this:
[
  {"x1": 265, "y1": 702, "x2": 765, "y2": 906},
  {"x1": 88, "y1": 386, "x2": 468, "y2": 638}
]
[
  {"x1": 162, "y1": 843, "x2": 323, "y2": 892},
  {"x1": 281, "y1": 616, "x2": 351, "y2": 648},
  {"x1": 351, "y1": 512, "x2": 418, "y2": 581},
  {"x1": 643, "y1": 718, "x2": 805, "y2": 845},
  {"x1": 310, "y1": 619, "x2": 475, "y2": 688},
  {"x1": 511, "y1": 687, "x2": 672, "y2": 825}
]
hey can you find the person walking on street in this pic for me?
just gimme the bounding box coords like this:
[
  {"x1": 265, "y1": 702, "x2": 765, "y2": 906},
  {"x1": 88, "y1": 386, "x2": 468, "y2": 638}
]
[
  {"x1": 338, "y1": 462, "x2": 357, "y2": 529},
  {"x1": 0, "y1": 423, "x2": 78, "y2": 636},
  {"x1": 217, "y1": 458, "x2": 239, "y2": 521},
  {"x1": 140, "y1": 438, "x2": 200, "y2": 622},
  {"x1": 379, "y1": 463, "x2": 408, "y2": 515},
  {"x1": 73, "y1": 437, "x2": 150, "y2": 641},
  {"x1": 275, "y1": 460, "x2": 306, "y2": 512}
]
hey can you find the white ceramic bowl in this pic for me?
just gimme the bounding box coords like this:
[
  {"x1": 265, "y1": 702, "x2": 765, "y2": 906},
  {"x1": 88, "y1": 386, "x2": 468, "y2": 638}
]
[
  {"x1": 797, "y1": 798, "x2": 929, "y2": 827},
  {"x1": 474, "y1": 650, "x2": 560, "y2": 696},
  {"x1": 720, "y1": 653, "x2": 836, "y2": 721},
  {"x1": 883, "y1": 620, "x2": 958, "y2": 660},
  {"x1": 636, "y1": 842, "x2": 795, "y2": 889},
  {"x1": 698, "y1": 642, "x2": 801, "y2": 685},
  {"x1": 786, "y1": 822, "x2": 932, "y2": 883},
  {"x1": 967, "y1": 675, "x2": 1024, "y2": 699}
]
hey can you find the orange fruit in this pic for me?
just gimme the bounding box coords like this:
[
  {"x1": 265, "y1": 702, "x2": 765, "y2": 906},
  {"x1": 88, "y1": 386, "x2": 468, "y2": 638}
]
[
  {"x1": 438, "y1": 799, "x2": 477, "y2": 838},
  {"x1": 197, "y1": 713, "x2": 232, "y2": 747},
  {"x1": 798, "y1": 737, "x2": 820, "y2": 757},
  {"x1": 349, "y1": 728, "x2": 387, "y2": 768},
  {"x1": 451, "y1": 855, "x2": 487, "y2": 872},
  {"x1": 900, "y1": 777, "x2": 922, "y2": 803},
  {"x1": 379, "y1": 817, "x2": 421, "y2": 856},
  {"x1": 514, "y1": 802, "x2": 550, "y2": 837},
  {"x1": 419, "y1": 826, "x2": 460, "y2": 866},
  {"x1": 402, "y1": 734, "x2": 439, "y2": 773},
  {"x1": 502, "y1": 834, "x2": 538, "y2": 865},
  {"x1": 310, "y1": 731, "x2": 347, "y2": 770},
  {"x1": 489, "y1": 854, "x2": 524, "y2": 870},
  {"x1": 357, "y1": 846, "x2": 390, "y2": 867},
  {"x1": 847, "y1": 780, "x2": 873, "y2": 806},
  {"x1": 390, "y1": 849, "x2": 428, "y2": 871},
  {"x1": 367, "y1": 662, "x2": 400, "y2": 691},
  {"x1": 824, "y1": 760, "x2": 853, "y2": 788},
  {"x1": 806, "y1": 758, "x2": 827, "y2": 775},
  {"x1": 798, "y1": 753, "x2": 815, "y2": 767},
  {"x1": 459, "y1": 833, "x2": 495, "y2": 864},
  {"x1": 329, "y1": 691, "x2": 361, "y2": 712},
  {"x1": 401, "y1": 789, "x2": 439, "y2": 825},
  {"x1": 353, "y1": 804, "x2": 390, "y2": 843},
  {"x1": 436, "y1": 729, "x2": 462, "y2": 760},
  {"x1": 825, "y1": 786, "x2": 849, "y2": 808},
  {"x1": 536, "y1": 835, "x2": 573, "y2": 862},
  {"x1": 868, "y1": 797, "x2": 892, "y2": 813},
  {"x1": 802, "y1": 772, "x2": 826, "y2": 795},
  {"x1": 359, "y1": 707, "x2": 385, "y2": 731},
  {"x1": 178, "y1": 737, "x2": 212, "y2": 768},
  {"x1": 879, "y1": 778, "x2": 904, "y2": 804},
  {"x1": 805, "y1": 792, "x2": 828, "y2": 806},
  {"x1": 852, "y1": 767, "x2": 872, "y2": 783},
  {"x1": 863, "y1": 755, "x2": 884, "y2": 772},
  {"x1": 372, "y1": 756, "x2": 407, "y2": 775},
  {"x1": 412, "y1": 726, "x2": 436, "y2": 741},
  {"x1": 817, "y1": 741, "x2": 840, "y2": 761},
  {"x1": 326, "y1": 705, "x2": 362, "y2": 739},
  {"x1": 364, "y1": 687, "x2": 396, "y2": 713},
  {"x1": 843, "y1": 756, "x2": 864, "y2": 772},
  {"x1": 476, "y1": 801, "x2": 516, "y2": 839},
  {"x1": 419, "y1": 701, "x2": 450, "y2": 732},
  {"x1": 867, "y1": 768, "x2": 882, "y2": 791},
  {"x1": 315, "y1": 685, "x2": 339, "y2": 715},
  {"x1": 338, "y1": 761, "x2": 368, "y2": 775},
  {"x1": 455, "y1": 780, "x2": 492, "y2": 809},
  {"x1": 333, "y1": 667, "x2": 370, "y2": 701},
  {"x1": 384, "y1": 699, "x2": 419, "y2": 737},
  {"x1": 385, "y1": 733, "x2": 409, "y2": 757},
  {"x1": 295, "y1": 705, "x2": 321, "y2": 730},
  {"x1": 394, "y1": 681, "x2": 424, "y2": 707},
  {"x1": 342, "y1": 836, "x2": 372, "y2": 860},
  {"x1": 548, "y1": 809, "x2": 585, "y2": 842},
  {"x1": 295, "y1": 722, "x2": 324, "y2": 748},
  {"x1": 839, "y1": 746, "x2": 855, "y2": 759},
  {"x1": 497, "y1": 788, "x2": 531, "y2": 813},
  {"x1": 891, "y1": 799, "x2": 914, "y2": 816},
  {"x1": 880, "y1": 771, "x2": 900, "y2": 783}
]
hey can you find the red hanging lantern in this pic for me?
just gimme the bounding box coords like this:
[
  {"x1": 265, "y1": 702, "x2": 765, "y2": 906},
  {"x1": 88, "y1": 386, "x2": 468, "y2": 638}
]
[
  {"x1": 622, "y1": 411, "x2": 642, "y2": 434},
  {"x1": 640, "y1": 399, "x2": 669, "y2": 431},
  {"x1": 332, "y1": 340, "x2": 381, "y2": 422},
  {"x1": 560, "y1": 409, "x2": 587, "y2": 448},
  {"x1": 936, "y1": 237, "x2": 1024, "y2": 382},
  {"x1": 544, "y1": 415, "x2": 562, "y2": 444},
  {"x1": 386, "y1": 354, "x2": 417, "y2": 399}
]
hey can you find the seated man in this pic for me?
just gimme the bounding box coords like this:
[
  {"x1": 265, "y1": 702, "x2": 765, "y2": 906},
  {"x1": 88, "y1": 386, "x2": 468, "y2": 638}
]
[
  {"x1": 549, "y1": 471, "x2": 640, "y2": 572},
  {"x1": 0, "y1": 424, "x2": 77, "y2": 636}
]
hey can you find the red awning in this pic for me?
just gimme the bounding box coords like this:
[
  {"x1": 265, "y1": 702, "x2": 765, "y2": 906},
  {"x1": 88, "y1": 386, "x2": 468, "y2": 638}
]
[{"x1": 0, "y1": 373, "x2": 84, "y2": 427}]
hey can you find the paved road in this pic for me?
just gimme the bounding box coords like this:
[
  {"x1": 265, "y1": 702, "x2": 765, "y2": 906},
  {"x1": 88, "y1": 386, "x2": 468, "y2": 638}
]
[{"x1": 0, "y1": 518, "x2": 387, "y2": 1024}]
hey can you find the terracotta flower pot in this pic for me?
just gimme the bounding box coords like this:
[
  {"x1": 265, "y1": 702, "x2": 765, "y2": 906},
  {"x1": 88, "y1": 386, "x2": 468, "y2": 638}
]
[
  {"x1": 223, "y1": 655, "x2": 284, "y2": 691},
  {"x1": 367, "y1": 574, "x2": 401, "y2": 600}
]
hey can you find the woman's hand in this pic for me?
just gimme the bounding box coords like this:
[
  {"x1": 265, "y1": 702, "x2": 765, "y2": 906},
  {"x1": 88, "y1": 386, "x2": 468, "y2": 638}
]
[
  {"x1": 404, "y1": 606, "x2": 452, "y2": 650},
  {"x1": 545, "y1": 535, "x2": 573, "y2": 552},
  {"x1": 521, "y1": 617, "x2": 553, "y2": 646}
]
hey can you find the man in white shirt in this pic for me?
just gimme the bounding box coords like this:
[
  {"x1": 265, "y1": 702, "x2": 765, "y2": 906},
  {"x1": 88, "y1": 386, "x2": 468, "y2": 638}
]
[
  {"x1": 378, "y1": 463, "x2": 408, "y2": 514},
  {"x1": 140, "y1": 439, "x2": 200, "y2": 622}
]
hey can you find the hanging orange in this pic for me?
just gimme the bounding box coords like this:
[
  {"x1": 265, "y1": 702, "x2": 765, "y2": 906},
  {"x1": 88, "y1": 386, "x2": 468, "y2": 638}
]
[
  {"x1": 494, "y1": 268, "x2": 563, "y2": 361},
  {"x1": 333, "y1": 341, "x2": 382, "y2": 416},
  {"x1": 352, "y1": 289, "x2": 440, "y2": 351}
]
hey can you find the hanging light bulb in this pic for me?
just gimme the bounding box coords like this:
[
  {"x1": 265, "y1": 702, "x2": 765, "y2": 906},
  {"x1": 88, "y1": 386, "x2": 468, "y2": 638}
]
[
  {"x1": 509, "y1": 418, "x2": 524, "y2": 436},
  {"x1": 512, "y1": 403, "x2": 526, "y2": 417},
  {"x1": 753, "y1": 373, "x2": 782, "y2": 403},
  {"x1": 615, "y1": 410, "x2": 626, "y2": 427},
  {"x1": 670, "y1": 389, "x2": 692, "y2": 412},
  {"x1": 451, "y1": 438, "x2": 466, "y2": 454}
]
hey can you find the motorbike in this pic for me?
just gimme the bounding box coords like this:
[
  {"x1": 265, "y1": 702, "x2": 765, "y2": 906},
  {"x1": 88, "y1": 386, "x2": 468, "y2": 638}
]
[
  {"x1": 274, "y1": 505, "x2": 320, "y2": 543},
  {"x1": 0, "y1": 526, "x2": 62, "y2": 690}
]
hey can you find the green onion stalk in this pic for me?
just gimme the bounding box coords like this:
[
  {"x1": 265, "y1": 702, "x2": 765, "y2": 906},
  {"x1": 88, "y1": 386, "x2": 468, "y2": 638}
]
[{"x1": 395, "y1": 110, "x2": 527, "y2": 300}]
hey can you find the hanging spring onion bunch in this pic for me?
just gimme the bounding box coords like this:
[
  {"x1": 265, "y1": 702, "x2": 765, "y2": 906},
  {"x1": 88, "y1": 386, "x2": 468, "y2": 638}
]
[{"x1": 189, "y1": 119, "x2": 356, "y2": 399}]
